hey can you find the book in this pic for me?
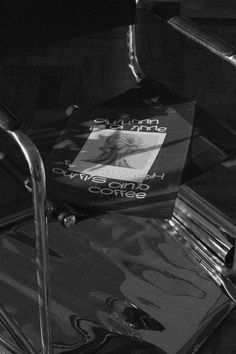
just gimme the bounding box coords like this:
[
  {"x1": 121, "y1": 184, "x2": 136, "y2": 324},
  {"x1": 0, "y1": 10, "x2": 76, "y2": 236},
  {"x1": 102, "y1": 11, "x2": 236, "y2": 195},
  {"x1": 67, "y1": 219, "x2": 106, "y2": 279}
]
[{"x1": 45, "y1": 100, "x2": 195, "y2": 218}]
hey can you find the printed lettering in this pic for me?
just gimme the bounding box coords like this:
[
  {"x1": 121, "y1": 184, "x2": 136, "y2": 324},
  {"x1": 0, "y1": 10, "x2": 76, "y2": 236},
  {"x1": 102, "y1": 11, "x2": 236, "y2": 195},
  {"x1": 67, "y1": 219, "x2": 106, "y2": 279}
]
[
  {"x1": 93, "y1": 118, "x2": 108, "y2": 124},
  {"x1": 131, "y1": 126, "x2": 139, "y2": 131},
  {"x1": 109, "y1": 124, "x2": 124, "y2": 130},
  {"x1": 69, "y1": 172, "x2": 81, "y2": 179},
  {"x1": 88, "y1": 186, "x2": 147, "y2": 199},
  {"x1": 125, "y1": 191, "x2": 136, "y2": 198},
  {"x1": 109, "y1": 182, "x2": 125, "y2": 189},
  {"x1": 139, "y1": 125, "x2": 150, "y2": 131},
  {"x1": 113, "y1": 189, "x2": 128, "y2": 197},
  {"x1": 144, "y1": 173, "x2": 165, "y2": 180},
  {"x1": 147, "y1": 119, "x2": 159, "y2": 125},
  {"x1": 136, "y1": 183, "x2": 150, "y2": 191},
  {"x1": 84, "y1": 175, "x2": 93, "y2": 181},
  {"x1": 79, "y1": 173, "x2": 87, "y2": 180},
  {"x1": 155, "y1": 173, "x2": 165, "y2": 180},
  {"x1": 92, "y1": 176, "x2": 107, "y2": 184},
  {"x1": 52, "y1": 168, "x2": 107, "y2": 184},
  {"x1": 123, "y1": 182, "x2": 136, "y2": 190},
  {"x1": 136, "y1": 192, "x2": 146, "y2": 199},
  {"x1": 157, "y1": 127, "x2": 167, "y2": 133},
  {"x1": 101, "y1": 188, "x2": 114, "y2": 195},
  {"x1": 88, "y1": 186, "x2": 100, "y2": 193},
  {"x1": 91, "y1": 116, "x2": 168, "y2": 133}
]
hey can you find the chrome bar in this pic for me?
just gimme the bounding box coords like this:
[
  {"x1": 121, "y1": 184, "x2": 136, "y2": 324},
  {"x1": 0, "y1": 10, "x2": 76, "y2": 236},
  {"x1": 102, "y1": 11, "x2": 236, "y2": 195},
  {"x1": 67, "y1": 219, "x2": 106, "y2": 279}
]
[
  {"x1": 179, "y1": 185, "x2": 236, "y2": 275},
  {"x1": 0, "y1": 304, "x2": 37, "y2": 354},
  {"x1": 180, "y1": 186, "x2": 236, "y2": 241},
  {"x1": 127, "y1": 24, "x2": 145, "y2": 82},
  {"x1": 143, "y1": 4, "x2": 236, "y2": 273},
  {"x1": 174, "y1": 199, "x2": 233, "y2": 263},
  {"x1": 0, "y1": 208, "x2": 33, "y2": 229},
  {"x1": 167, "y1": 16, "x2": 236, "y2": 68},
  {"x1": 0, "y1": 334, "x2": 24, "y2": 354},
  {"x1": 7, "y1": 130, "x2": 52, "y2": 354},
  {"x1": 157, "y1": 219, "x2": 236, "y2": 302},
  {"x1": 170, "y1": 218, "x2": 227, "y2": 278}
]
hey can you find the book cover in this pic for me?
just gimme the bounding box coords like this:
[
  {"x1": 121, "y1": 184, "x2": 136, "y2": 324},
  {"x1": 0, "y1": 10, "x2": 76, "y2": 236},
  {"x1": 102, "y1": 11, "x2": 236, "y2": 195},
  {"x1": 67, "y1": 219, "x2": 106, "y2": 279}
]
[{"x1": 46, "y1": 101, "x2": 195, "y2": 218}]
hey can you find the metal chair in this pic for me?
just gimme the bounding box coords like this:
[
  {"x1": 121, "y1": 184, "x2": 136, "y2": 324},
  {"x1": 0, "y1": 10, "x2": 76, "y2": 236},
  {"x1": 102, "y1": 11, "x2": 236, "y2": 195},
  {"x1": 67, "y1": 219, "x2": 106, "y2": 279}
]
[{"x1": 1, "y1": 1, "x2": 236, "y2": 353}]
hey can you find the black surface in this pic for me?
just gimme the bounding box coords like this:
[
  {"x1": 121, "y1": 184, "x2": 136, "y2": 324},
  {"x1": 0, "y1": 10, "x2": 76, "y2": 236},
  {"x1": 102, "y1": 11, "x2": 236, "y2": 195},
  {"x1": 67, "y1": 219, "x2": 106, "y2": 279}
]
[
  {"x1": 0, "y1": 0, "x2": 136, "y2": 57},
  {"x1": 0, "y1": 103, "x2": 21, "y2": 131}
]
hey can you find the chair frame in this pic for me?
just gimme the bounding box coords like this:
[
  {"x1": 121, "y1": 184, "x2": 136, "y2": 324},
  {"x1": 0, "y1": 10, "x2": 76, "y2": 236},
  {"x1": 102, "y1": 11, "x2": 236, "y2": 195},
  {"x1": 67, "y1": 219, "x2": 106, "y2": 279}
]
[
  {"x1": 0, "y1": 4, "x2": 143, "y2": 354},
  {"x1": 1, "y1": 2, "x2": 236, "y2": 353}
]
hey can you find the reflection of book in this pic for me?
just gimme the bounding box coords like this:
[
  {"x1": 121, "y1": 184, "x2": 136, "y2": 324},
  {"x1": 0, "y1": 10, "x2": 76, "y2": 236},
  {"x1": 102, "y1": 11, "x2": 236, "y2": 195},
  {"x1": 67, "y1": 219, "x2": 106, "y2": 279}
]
[{"x1": 69, "y1": 129, "x2": 166, "y2": 183}]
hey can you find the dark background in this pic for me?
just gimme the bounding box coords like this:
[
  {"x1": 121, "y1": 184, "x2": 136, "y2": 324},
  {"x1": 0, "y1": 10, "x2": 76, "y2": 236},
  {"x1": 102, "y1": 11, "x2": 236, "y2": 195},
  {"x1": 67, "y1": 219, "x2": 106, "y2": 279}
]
[{"x1": 0, "y1": 2, "x2": 236, "y2": 352}]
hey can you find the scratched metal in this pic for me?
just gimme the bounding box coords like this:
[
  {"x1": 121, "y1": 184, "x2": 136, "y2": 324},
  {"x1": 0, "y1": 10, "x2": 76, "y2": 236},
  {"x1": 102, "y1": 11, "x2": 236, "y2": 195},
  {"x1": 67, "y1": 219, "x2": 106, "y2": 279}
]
[{"x1": 0, "y1": 214, "x2": 233, "y2": 353}]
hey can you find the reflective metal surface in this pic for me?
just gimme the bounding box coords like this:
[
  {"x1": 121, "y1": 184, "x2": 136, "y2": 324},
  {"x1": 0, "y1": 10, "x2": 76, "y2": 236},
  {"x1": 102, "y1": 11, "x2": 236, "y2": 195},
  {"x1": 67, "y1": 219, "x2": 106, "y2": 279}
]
[
  {"x1": 6, "y1": 130, "x2": 52, "y2": 354},
  {"x1": 0, "y1": 303, "x2": 37, "y2": 354},
  {"x1": 0, "y1": 214, "x2": 233, "y2": 353},
  {"x1": 128, "y1": 24, "x2": 145, "y2": 82},
  {"x1": 175, "y1": 197, "x2": 233, "y2": 265},
  {"x1": 155, "y1": 191, "x2": 236, "y2": 302}
]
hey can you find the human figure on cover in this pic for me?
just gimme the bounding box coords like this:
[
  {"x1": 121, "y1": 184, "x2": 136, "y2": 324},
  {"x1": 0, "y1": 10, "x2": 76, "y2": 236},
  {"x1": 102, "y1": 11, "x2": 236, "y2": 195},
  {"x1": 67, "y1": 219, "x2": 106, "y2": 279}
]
[{"x1": 85, "y1": 131, "x2": 142, "y2": 168}]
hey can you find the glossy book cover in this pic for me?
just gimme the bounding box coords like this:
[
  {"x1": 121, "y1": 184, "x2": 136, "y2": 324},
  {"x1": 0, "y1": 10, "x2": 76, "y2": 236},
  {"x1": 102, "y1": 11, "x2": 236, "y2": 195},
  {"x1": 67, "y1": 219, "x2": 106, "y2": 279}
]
[{"x1": 46, "y1": 101, "x2": 195, "y2": 218}]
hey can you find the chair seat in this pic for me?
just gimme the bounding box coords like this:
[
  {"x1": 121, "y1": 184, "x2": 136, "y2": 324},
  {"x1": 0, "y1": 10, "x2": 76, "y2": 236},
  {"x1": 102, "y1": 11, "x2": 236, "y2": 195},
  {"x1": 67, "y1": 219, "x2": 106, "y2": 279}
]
[{"x1": 0, "y1": 212, "x2": 232, "y2": 353}]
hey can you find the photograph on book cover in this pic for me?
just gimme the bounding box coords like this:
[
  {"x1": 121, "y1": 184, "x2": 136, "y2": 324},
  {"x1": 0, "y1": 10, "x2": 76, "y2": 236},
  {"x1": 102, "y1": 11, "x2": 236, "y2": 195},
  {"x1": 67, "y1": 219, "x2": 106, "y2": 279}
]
[{"x1": 69, "y1": 128, "x2": 166, "y2": 182}]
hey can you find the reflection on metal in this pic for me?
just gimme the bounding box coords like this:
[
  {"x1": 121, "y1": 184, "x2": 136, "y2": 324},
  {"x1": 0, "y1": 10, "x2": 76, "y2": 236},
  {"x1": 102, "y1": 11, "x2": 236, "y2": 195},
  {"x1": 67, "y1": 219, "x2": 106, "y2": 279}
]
[
  {"x1": 57, "y1": 212, "x2": 77, "y2": 228},
  {"x1": 106, "y1": 296, "x2": 165, "y2": 331},
  {"x1": 180, "y1": 185, "x2": 236, "y2": 274},
  {"x1": 6, "y1": 228, "x2": 62, "y2": 259},
  {"x1": 156, "y1": 195, "x2": 236, "y2": 302},
  {"x1": 0, "y1": 334, "x2": 22, "y2": 354},
  {"x1": 161, "y1": 219, "x2": 236, "y2": 302},
  {"x1": 24, "y1": 177, "x2": 32, "y2": 193},
  {"x1": 0, "y1": 208, "x2": 33, "y2": 229},
  {"x1": 0, "y1": 212, "x2": 233, "y2": 353},
  {"x1": 8, "y1": 130, "x2": 52, "y2": 354},
  {"x1": 0, "y1": 105, "x2": 52, "y2": 354},
  {"x1": 0, "y1": 101, "x2": 52, "y2": 353},
  {"x1": 127, "y1": 24, "x2": 145, "y2": 82},
  {"x1": 175, "y1": 198, "x2": 233, "y2": 266},
  {"x1": 167, "y1": 16, "x2": 236, "y2": 68},
  {"x1": 52, "y1": 316, "x2": 167, "y2": 353},
  {"x1": 65, "y1": 104, "x2": 80, "y2": 118},
  {"x1": 0, "y1": 304, "x2": 37, "y2": 354}
]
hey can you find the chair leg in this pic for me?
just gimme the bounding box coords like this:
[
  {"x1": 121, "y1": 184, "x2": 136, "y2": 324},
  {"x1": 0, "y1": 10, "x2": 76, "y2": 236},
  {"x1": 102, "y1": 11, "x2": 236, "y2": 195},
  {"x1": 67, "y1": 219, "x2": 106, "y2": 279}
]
[
  {"x1": 127, "y1": 23, "x2": 145, "y2": 83},
  {"x1": 0, "y1": 304, "x2": 37, "y2": 354},
  {"x1": 8, "y1": 130, "x2": 52, "y2": 354},
  {"x1": 0, "y1": 104, "x2": 52, "y2": 354}
]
